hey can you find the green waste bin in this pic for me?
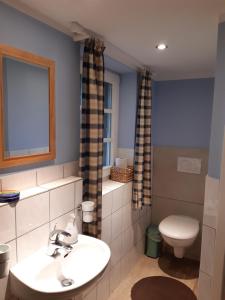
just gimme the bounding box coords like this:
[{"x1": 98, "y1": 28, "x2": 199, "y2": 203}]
[{"x1": 145, "y1": 224, "x2": 162, "y2": 258}]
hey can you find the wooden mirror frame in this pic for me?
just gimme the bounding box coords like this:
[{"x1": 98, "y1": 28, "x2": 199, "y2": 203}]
[{"x1": 0, "y1": 45, "x2": 55, "y2": 169}]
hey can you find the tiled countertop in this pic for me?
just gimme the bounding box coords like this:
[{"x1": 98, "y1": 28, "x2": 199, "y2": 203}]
[{"x1": 102, "y1": 180, "x2": 126, "y2": 195}]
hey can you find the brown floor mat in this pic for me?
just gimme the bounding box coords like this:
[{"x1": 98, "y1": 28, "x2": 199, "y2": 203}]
[{"x1": 131, "y1": 276, "x2": 197, "y2": 300}]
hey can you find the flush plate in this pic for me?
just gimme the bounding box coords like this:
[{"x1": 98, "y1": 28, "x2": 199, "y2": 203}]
[{"x1": 177, "y1": 157, "x2": 201, "y2": 174}]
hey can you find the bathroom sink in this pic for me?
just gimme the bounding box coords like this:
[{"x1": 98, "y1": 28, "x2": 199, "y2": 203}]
[{"x1": 10, "y1": 234, "x2": 111, "y2": 300}]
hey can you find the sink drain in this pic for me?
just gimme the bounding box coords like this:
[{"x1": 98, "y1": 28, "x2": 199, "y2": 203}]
[{"x1": 61, "y1": 278, "x2": 74, "y2": 287}]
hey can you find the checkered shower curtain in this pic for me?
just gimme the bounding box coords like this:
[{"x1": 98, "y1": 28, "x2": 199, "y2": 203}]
[
  {"x1": 132, "y1": 69, "x2": 152, "y2": 208},
  {"x1": 79, "y1": 38, "x2": 105, "y2": 238}
]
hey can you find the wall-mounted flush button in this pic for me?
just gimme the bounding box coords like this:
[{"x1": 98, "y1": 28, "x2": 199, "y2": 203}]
[
  {"x1": 0, "y1": 244, "x2": 10, "y2": 278},
  {"x1": 177, "y1": 157, "x2": 201, "y2": 174}
]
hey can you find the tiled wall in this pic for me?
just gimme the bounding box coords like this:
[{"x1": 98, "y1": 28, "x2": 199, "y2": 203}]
[
  {"x1": 83, "y1": 181, "x2": 151, "y2": 300},
  {"x1": 117, "y1": 146, "x2": 208, "y2": 260},
  {"x1": 0, "y1": 163, "x2": 151, "y2": 300},
  {"x1": 152, "y1": 146, "x2": 208, "y2": 260},
  {"x1": 198, "y1": 175, "x2": 219, "y2": 300},
  {"x1": 0, "y1": 162, "x2": 82, "y2": 300}
]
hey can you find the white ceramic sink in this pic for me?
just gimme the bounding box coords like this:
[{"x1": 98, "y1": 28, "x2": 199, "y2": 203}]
[{"x1": 10, "y1": 234, "x2": 111, "y2": 300}]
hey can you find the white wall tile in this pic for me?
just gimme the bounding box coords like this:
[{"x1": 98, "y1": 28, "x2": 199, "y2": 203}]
[
  {"x1": 75, "y1": 209, "x2": 83, "y2": 233},
  {"x1": 75, "y1": 180, "x2": 83, "y2": 208},
  {"x1": 121, "y1": 227, "x2": 134, "y2": 257},
  {"x1": 1, "y1": 170, "x2": 36, "y2": 191},
  {"x1": 7, "y1": 239, "x2": 17, "y2": 268},
  {"x1": 37, "y1": 165, "x2": 63, "y2": 185},
  {"x1": 134, "y1": 222, "x2": 143, "y2": 245},
  {"x1": 74, "y1": 160, "x2": 79, "y2": 176},
  {"x1": 123, "y1": 182, "x2": 132, "y2": 206},
  {"x1": 110, "y1": 261, "x2": 121, "y2": 293},
  {"x1": 83, "y1": 286, "x2": 97, "y2": 300},
  {"x1": 111, "y1": 209, "x2": 122, "y2": 240},
  {"x1": 63, "y1": 161, "x2": 76, "y2": 178},
  {"x1": 17, "y1": 223, "x2": 49, "y2": 262},
  {"x1": 16, "y1": 192, "x2": 49, "y2": 237},
  {"x1": 50, "y1": 183, "x2": 75, "y2": 220},
  {"x1": 198, "y1": 271, "x2": 212, "y2": 300},
  {"x1": 200, "y1": 225, "x2": 216, "y2": 276},
  {"x1": 132, "y1": 207, "x2": 140, "y2": 224},
  {"x1": 96, "y1": 272, "x2": 110, "y2": 300},
  {"x1": 81, "y1": 280, "x2": 97, "y2": 298},
  {"x1": 50, "y1": 210, "x2": 74, "y2": 232},
  {"x1": 203, "y1": 175, "x2": 219, "y2": 229},
  {"x1": 74, "y1": 294, "x2": 83, "y2": 300},
  {"x1": 146, "y1": 206, "x2": 152, "y2": 227},
  {"x1": 122, "y1": 203, "x2": 132, "y2": 231},
  {"x1": 111, "y1": 235, "x2": 122, "y2": 267},
  {"x1": 102, "y1": 193, "x2": 112, "y2": 219},
  {"x1": 101, "y1": 215, "x2": 111, "y2": 245},
  {"x1": 112, "y1": 187, "x2": 124, "y2": 213},
  {"x1": 0, "y1": 204, "x2": 16, "y2": 243},
  {"x1": 136, "y1": 238, "x2": 145, "y2": 256}
]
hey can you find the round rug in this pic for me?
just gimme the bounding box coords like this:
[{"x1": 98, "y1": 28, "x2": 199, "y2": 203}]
[{"x1": 131, "y1": 276, "x2": 197, "y2": 300}]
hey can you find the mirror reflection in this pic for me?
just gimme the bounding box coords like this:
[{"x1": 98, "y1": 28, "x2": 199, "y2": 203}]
[{"x1": 3, "y1": 56, "x2": 49, "y2": 158}]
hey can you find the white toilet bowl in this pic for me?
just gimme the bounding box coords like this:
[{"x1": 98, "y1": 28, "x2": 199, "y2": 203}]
[{"x1": 159, "y1": 215, "x2": 199, "y2": 258}]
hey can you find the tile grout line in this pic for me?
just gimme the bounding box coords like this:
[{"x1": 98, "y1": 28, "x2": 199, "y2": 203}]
[{"x1": 14, "y1": 203, "x2": 18, "y2": 263}]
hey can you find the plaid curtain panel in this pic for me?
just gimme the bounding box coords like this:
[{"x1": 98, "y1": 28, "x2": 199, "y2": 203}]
[
  {"x1": 132, "y1": 69, "x2": 152, "y2": 208},
  {"x1": 79, "y1": 38, "x2": 105, "y2": 238}
]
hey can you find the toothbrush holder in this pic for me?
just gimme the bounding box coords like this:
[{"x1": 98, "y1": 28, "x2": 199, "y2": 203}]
[{"x1": 0, "y1": 244, "x2": 11, "y2": 278}]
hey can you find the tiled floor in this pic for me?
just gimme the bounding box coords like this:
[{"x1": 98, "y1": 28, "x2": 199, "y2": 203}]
[{"x1": 108, "y1": 253, "x2": 199, "y2": 300}]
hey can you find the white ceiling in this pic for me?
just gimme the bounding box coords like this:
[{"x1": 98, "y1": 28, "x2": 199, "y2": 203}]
[{"x1": 4, "y1": 0, "x2": 225, "y2": 80}]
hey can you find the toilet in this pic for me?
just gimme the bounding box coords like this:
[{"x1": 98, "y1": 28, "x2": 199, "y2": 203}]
[{"x1": 159, "y1": 215, "x2": 199, "y2": 258}]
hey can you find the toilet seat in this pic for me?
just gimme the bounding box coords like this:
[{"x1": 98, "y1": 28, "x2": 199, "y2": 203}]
[{"x1": 159, "y1": 215, "x2": 199, "y2": 240}]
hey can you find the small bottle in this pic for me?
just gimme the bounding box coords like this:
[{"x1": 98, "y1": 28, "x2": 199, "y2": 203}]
[{"x1": 64, "y1": 214, "x2": 78, "y2": 245}]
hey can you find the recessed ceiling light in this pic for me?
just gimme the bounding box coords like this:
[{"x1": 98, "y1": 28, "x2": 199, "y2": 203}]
[{"x1": 156, "y1": 43, "x2": 168, "y2": 50}]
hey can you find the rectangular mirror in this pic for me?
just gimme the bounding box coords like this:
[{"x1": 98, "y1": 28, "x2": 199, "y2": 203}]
[{"x1": 0, "y1": 45, "x2": 55, "y2": 168}]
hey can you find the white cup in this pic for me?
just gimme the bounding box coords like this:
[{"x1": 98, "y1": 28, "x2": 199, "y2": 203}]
[
  {"x1": 0, "y1": 244, "x2": 10, "y2": 278},
  {"x1": 0, "y1": 244, "x2": 10, "y2": 263}
]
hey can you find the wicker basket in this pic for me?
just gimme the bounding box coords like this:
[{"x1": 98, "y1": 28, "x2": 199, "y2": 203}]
[{"x1": 110, "y1": 166, "x2": 134, "y2": 183}]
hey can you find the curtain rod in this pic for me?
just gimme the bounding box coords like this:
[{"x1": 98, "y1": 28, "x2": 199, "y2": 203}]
[{"x1": 72, "y1": 22, "x2": 153, "y2": 76}]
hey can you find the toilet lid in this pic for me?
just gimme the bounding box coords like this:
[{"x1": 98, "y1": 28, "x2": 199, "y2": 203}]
[{"x1": 159, "y1": 215, "x2": 199, "y2": 240}]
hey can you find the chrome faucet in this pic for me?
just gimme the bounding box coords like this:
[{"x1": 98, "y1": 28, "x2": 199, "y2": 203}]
[{"x1": 47, "y1": 227, "x2": 73, "y2": 257}]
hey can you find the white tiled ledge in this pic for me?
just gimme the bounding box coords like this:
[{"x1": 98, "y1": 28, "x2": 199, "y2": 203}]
[
  {"x1": 102, "y1": 180, "x2": 127, "y2": 195},
  {"x1": 20, "y1": 176, "x2": 82, "y2": 199},
  {"x1": 0, "y1": 176, "x2": 82, "y2": 207},
  {"x1": 40, "y1": 176, "x2": 82, "y2": 190},
  {"x1": 20, "y1": 186, "x2": 47, "y2": 200}
]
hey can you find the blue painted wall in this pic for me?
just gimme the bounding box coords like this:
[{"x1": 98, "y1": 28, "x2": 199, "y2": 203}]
[
  {"x1": 118, "y1": 76, "x2": 214, "y2": 150},
  {"x1": 118, "y1": 72, "x2": 138, "y2": 148},
  {"x1": 208, "y1": 21, "x2": 225, "y2": 178},
  {"x1": 152, "y1": 78, "x2": 214, "y2": 148},
  {"x1": 0, "y1": 3, "x2": 80, "y2": 171}
]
